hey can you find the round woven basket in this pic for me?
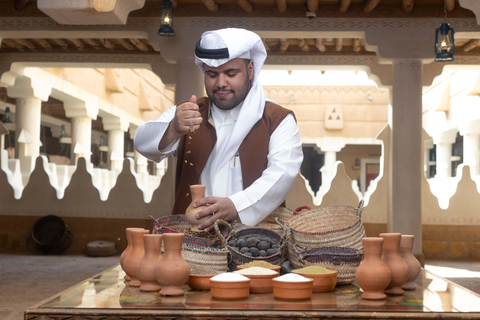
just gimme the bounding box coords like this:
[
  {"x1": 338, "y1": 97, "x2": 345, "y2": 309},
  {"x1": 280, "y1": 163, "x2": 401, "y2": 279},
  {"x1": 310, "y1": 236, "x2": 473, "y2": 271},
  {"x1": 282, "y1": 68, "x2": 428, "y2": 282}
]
[
  {"x1": 293, "y1": 245, "x2": 364, "y2": 285},
  {"x1": 256, "y1": 207, "x2": 294, "y2": 235}
]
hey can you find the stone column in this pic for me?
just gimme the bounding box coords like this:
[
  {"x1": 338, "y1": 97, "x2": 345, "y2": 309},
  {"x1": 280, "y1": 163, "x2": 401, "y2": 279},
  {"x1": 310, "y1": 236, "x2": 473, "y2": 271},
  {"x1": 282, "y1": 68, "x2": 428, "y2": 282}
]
[
  {"x1": 6, "y1": 79, "x2": 51, "y2": 176},
  {"x1": 103, "y1": 116, "x2": 129, "y2": 172},
  {"x1": 317, "y1": 137, "x2": 345, "y2": 193},
  {"x1": 391, "y1": 59, "x2": 423, "y2": 255},
  {"x1": 175, "y1": 57, "x2": 204, "y2": 102},
  {"x1": 63, "y1": 99, "x2": 98, "y2": 166},
  {"x1": 433, "y1": 130, "x2": 457, "y2": 178},
  {"x1": 459, "y1": 120, "x2": 480, "y2": 177}
]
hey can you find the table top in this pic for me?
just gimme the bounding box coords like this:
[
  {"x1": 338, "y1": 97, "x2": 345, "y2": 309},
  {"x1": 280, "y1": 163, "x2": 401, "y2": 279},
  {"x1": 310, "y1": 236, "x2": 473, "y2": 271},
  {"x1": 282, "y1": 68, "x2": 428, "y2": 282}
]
[{"x1": 25, "y1": 264, "x2": 480, "y2": 320}]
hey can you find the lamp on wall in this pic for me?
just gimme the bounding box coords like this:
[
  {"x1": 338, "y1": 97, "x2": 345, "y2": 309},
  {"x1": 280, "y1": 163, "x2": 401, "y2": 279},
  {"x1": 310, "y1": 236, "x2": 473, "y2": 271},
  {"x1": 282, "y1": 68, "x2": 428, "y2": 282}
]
[
  {"x1": 435, "y1": 22, "x2": 454, "y2": 62},
  {"x1": 158, "y1": 0, "x2": 175, "y2": 37}
]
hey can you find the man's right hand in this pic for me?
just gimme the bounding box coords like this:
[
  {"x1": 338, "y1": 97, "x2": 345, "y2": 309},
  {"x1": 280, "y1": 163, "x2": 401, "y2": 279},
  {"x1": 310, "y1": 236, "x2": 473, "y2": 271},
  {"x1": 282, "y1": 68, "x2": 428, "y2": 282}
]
[{"x1": 158, "y1": 95, "x2": 203, "y2": 150}]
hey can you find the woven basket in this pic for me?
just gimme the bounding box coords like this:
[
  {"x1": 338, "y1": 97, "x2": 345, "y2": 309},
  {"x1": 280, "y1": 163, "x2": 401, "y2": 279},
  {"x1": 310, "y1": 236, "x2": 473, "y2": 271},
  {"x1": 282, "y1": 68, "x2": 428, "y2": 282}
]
[
  {"x1": 292, "y1": 245, "x2": 364, "y2": 285},
  {"x1": 280, "y1": 200, "x2": 365, "y2": 269},
  {"x1": 151, "y1": 215, "x2": 231, "y2": 275},
  {"x1": 223, "y1": 226, "x2": 287, "y2": 270},
  {"x1": 256, "y1": 207, "x2": 294, "y2": 235}
]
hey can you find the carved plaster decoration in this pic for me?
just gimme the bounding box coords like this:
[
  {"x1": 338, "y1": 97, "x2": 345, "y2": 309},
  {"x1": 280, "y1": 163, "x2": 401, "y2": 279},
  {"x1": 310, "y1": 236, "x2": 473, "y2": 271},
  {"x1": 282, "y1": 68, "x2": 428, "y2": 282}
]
[
  {"x1": 37, "y1": 0, "x2": 146, "y2": 25},
  {"x1": 105, "y1": 69, "x2": 125, "y2": 93},
  {"x1": 325, "y1": 105, "x2": 344, "y2": 130},
  {"x1": 138, "y1": 80, "x2": 154, "y2": 111}
]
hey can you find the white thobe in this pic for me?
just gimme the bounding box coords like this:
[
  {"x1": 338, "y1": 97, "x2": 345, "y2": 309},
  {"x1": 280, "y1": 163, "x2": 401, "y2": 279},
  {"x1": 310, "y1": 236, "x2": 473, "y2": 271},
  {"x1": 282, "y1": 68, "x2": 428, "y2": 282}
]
[{"x1": 134, "y1": 102, "x2": 303, "y2": 226}]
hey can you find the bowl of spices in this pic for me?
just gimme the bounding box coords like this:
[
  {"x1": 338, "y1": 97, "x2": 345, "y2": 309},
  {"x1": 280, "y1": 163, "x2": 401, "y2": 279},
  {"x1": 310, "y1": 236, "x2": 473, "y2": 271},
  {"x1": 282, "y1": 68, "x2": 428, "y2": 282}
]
[
  {"x1": 234, "y1": 267, "x2": 279, "y2": 293},
  {"x1": 236, "y1": 260, "x2": 281, "y2": 272},
  {"x1": 292, "y1": 266, "x2": 337, "y2": 292},
  {"x1": 209, "y1": 273, "x2": 251, "y2": 300},
  {"x1": 272, "y1": 273, "x2": 314, "y2": 300}
]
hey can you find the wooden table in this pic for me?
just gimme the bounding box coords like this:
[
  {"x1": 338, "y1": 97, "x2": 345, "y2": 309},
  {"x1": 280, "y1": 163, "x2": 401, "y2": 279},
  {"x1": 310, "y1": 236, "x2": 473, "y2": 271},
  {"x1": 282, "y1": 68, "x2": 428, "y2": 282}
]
[{"x1": 25, "y1": 265, "x2": 480, "y2": 319}]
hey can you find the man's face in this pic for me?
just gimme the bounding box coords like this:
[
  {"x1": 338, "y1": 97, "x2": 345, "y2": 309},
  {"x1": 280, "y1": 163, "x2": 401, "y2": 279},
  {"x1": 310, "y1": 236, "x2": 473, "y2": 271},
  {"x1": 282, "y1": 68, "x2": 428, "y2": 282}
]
[{"x1": 204, "y1": 58, "x2": 254, "y2": 110}]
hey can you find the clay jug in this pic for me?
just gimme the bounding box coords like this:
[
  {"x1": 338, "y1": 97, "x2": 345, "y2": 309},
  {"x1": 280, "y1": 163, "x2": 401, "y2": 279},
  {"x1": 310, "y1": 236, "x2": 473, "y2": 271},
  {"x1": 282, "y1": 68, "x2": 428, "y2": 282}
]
[
  {"x1": 355, "y1": 237, "x2": 392, "y2": 300},
  {"x1": 123, "y1": 229, "x2": 149, "y2": 287},
  {"x1": 380, "y1": 233, "x2": 409, "y2": 295},
  {"x1": 120, "y1": 227, "x2": 145, "y2": 281},
  {"x1": 399, "y1": 234, "x2": 421, "y2": 290},
  {"x1": 136, "y1": 234, "x2": 163, "y2": 291},
  {"x1": 154, "y1": 233, "x2": 190, "y2": 295},
  {"x1": 185, "y1": 185, "x2": 210, "y2": 232}
]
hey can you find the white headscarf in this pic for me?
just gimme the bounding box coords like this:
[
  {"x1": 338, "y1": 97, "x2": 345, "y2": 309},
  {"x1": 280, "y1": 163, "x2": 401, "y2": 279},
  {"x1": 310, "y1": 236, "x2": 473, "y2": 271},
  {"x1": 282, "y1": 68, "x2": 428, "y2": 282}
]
[{"x1": 194, "y1": 28, "x2": 267, "y2": 188}]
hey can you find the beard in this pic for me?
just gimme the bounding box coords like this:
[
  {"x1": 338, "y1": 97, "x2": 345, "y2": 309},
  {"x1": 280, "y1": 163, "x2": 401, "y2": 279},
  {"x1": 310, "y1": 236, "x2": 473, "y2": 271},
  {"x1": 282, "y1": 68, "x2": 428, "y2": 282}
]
[{"x1": 207, "y1": 78, "x2": 251, "y2": 110}]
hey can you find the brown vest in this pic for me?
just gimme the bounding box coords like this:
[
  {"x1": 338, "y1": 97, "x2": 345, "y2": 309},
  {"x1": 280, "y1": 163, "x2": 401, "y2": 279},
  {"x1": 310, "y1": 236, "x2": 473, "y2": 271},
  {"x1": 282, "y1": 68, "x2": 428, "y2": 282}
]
[{"x1": 172, "y1": 97, "x2": 293, "y2": 215}]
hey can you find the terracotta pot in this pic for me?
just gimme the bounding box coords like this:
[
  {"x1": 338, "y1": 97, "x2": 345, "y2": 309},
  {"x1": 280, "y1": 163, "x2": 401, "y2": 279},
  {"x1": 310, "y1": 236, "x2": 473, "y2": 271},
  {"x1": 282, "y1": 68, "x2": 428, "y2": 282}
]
[
  {"x1": 136, "y1": 234, "x2": 163, "y2": 292},
  {"x1": 210, "y1": 278, "x2": 251, "y2": 300},
  {"x1": 355, "y1": 237, "x2": 391, "y2": 300},
  {"x1": 120, "y1": 227, "x2": 145, "y2": 281},
  {"x1": 155, "y1": 233, "x2": 190, "y2": 295},
  {"x1": 272, "y1": 278, "x2": 314, "y2": 301},
  {"x1": 399, "y1": 234, "x2": 421, "y2": 290},
  {"x1": 185, "y1": 185, "x2": 210, "y2": 232},
  {"x1": 380, "y1": 233, "x2": 409, "y2": 295},
  {"x1": 123, "y1": 229, "x2": 149, "y2": 287}
]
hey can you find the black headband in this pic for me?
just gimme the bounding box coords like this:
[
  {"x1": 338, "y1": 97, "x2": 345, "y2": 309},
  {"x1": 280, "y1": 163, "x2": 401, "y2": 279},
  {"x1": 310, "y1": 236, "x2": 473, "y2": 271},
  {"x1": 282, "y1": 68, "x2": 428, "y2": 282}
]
[{"x1": 195, "y1": 39, "x2": 229, "y2": 59}]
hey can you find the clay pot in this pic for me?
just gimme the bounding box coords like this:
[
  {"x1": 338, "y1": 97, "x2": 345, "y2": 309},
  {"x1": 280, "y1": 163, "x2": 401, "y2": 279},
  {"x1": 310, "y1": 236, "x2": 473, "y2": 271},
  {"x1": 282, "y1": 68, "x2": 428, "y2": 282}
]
[
  {"x1": 154, "y1": 233, "x2": 190, "y2": 295},
  {"x1": 380, "y1": 233, "x2": 409, "y2": 295},
  {"x1": 355, "y1": 237, "x2": 392, "y2": 300},
  {"x1": 123, "y1": 229, "x2": 149, "y2": 287},
  {"x1": 136, "y1": 234, "x2": 163, "y2": 292},
  {"x1": 120, "y1": 227, "x2": 145, "y2": 281},
  {"x1": 399, "y1": 234, "x2": 421, "y2": 290},
  {"x1": 185, "y1": 185, "x2": 210, "y2": 232}
]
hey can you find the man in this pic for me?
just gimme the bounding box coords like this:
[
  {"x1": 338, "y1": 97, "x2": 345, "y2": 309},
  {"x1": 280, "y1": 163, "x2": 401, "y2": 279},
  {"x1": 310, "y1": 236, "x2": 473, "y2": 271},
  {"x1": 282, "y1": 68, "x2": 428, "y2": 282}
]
[{"x1": 134, "y1": 28, "x2": 303, "y2": 232}]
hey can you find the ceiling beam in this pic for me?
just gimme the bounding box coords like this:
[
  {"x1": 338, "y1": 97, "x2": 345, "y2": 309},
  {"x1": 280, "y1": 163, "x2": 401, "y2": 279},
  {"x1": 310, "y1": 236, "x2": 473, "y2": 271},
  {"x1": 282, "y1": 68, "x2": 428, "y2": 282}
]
[
  {"x1": 276, "y1": 0, "x2": 287, "y2": 13},
  {"x1": 307, "y1": 0, "x2": 319, "y2": 12},
  {"x1": 237, "y1": 0, "x2": 253, "y2": 13},
  {"x1": 202, "y1": 0, "x2": 219, "y2": 12},
  {"x1": 363, "y1": 0, "x2": 381, "y2": 14},
  {"x1": 402, "y1": 0, "x2": 414, "y2": 14},
  {"x1": 339, "y1": 0, "x2": 351, "y2": 13}
]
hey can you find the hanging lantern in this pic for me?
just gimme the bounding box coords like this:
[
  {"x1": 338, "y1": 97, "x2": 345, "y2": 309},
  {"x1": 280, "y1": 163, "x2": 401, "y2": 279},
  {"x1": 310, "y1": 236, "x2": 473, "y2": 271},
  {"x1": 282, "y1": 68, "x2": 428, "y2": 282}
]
[
  {"x1": 435, "y1": 23, "x2": 454, "y2": 62},
  {"x1": 158, "y1": 0, "x2": 175, "y2": 37}
]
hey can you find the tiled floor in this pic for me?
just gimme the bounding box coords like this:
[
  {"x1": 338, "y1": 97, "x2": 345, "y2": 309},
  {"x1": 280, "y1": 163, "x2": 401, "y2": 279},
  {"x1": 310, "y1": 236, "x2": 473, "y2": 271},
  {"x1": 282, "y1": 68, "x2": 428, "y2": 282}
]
[{"x1": 1, "y1": 254, "x2": 479, "y2": 320}]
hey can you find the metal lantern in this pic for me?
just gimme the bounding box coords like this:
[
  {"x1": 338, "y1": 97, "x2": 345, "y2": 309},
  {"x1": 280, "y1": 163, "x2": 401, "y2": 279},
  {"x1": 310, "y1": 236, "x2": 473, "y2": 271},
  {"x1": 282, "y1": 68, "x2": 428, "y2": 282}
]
[
  {"x1": 158, "y1": 0, "x2": 175, "y2": 37},
  {"x1": 435, "y1": 23, "x2": 454, "y2": 62}
]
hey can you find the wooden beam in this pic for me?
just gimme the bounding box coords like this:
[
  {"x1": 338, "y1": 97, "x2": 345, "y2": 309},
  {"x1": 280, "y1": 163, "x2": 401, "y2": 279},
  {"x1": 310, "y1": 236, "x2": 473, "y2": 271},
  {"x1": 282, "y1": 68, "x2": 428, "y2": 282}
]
[
  {"x1": 402, "y1": 0, "x2": 414, "y2": 14},
  {"x1": 276, "y1": 0, "x2": 287, "y2": 13},
  {"x1": 13, "y1": 39, "x2": 36, "y2": 50},
  {"x1": 31, "y1": 39, "x2": 53, "y2": 51},
  {"x1": 280, "y1": 39, "x2": 289, "y2": 51},
  {"x1": 463, "y1": 40, "x2": 479, "y2": 52},
  {"x1": 363, "y1": 0, "x2": 381, "y2": 14},
  {"x1": 237, "y1": 0, "x2": 253, "y2": 13},
  {"x1": 353, "y1": 38, "x2": 362, "y2": 52},
  {"x1": 82, "y1": 38, "x2": 100, "y2": 49},
  {"x1": 335, "y1": 38, "x2": 343, "y2": 52},
  {"x1": 99, "y1": 39, "x2": 116, "y2": 50},
  {"x1": 315, "y1": 38, "x2": 326, "y2": 52},
  {"x1": 1, "y1": 39, "x2": 27, "y2": 51},
  {"x1": 307, "y1": 0, "x2": 318, "y2": 12},
  {"x1": 116, "y1": 39, "x2": 135, "y2": 51},
  {"x1": 202, "y1": 0, "x2": 219, "y2": 12},
  {"x1": 262, "y1": 39, "x2": 270, "y2": 51},
  {"x1": 67, "y1": 39, "x2": 85, "y2": 50},
  {"x1": 129, "y1": 38, "x2": 149, "y2": 52},
  {"x1": 339, "y1": 0, "x2": 351, "y2": 13},
  {"x1": 445, "y1": 0, "x2": 455, "y2": 12},
  {"x1": 14, "y1": 0, "x2": 31, "y2": 11},
  {"x1": 49, "y1": 39, "x2": 69, "y2": 49},
  {"x1": 171, "y1": 0, "x2": 177, "y2": 7},
  {"x1": 297, "y1": 39, "x2": 309, "y2": 52}
]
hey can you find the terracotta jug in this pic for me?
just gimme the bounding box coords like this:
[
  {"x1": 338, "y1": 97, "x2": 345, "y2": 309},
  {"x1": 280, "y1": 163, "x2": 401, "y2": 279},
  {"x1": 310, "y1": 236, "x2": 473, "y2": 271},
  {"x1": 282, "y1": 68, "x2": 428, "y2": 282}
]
[
  {"x1": 136, "y1": 234, "x2": 163, "y2": 292},
  {"x1": 380, "y1": 233, "x2": 409, "y2": 295},
  {"x1": 185, "y1": 185, "x2": 210, "y2": 232},
  {"x1": 154, "y1": 233, "x2": 190, "y2": 295},
  {"x1": 355, "y1": 237, "x2": 392, "y2": 300},
  {"x1": 399, "y1": 234, "x2": 421, "y2": 290},
  {"x1": 123, "y1": 229, "x2": 149, "y2": 287},
  {"x1": 120, "y1": 227, "x2": 145, "y2": 281}
]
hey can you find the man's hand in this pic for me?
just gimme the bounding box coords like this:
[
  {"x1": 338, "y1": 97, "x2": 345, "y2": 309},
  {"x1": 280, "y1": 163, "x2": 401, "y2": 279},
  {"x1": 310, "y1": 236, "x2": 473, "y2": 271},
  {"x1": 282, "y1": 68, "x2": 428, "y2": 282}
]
[{"x1": 194, "y1": 197, "x2": 239, "y2": 232}]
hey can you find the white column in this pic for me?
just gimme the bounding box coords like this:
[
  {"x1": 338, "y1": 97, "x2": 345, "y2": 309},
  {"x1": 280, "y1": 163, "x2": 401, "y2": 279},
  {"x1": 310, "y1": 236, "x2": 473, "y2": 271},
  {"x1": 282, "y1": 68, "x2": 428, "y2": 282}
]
[
  {"x1": 316, "y1": 138, "x2": 345, "y2": 193},
  {"x1": 14, "y1": 97, "x2": 42, "y2": 172},
  {"x1": 175, "y1": 57, "x2": 204, "y2": 102},
  {"x1": 391, "y1": 59, "x2": 423, "y2": 255},
  {"x1": 103, "y1": 116, "x2": 129, "y2": 172},
  {"x1": 322, "y1": 151, "x2": 337, "y2": 183},
  {"x1": 463, "y1": 133, "x2": 480, "y2": 176},
  {"x1": 71, "y1": 116, "x2": 93, "y2": 165}
]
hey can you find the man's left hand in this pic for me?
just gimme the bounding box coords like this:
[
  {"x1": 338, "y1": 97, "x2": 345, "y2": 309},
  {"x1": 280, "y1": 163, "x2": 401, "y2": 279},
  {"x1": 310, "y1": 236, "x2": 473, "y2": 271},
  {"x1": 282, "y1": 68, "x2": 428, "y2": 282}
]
[{"x1": 194, "y1": 197, "x2": 239, "y2": 232}]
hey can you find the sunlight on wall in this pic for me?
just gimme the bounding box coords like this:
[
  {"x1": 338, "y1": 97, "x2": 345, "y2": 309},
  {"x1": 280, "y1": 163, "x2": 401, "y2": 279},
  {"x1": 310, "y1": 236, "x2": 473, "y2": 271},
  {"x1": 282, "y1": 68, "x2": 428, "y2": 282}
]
[{"x1": 259, "y1": 70, "x2": 377, "y2": 86}]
